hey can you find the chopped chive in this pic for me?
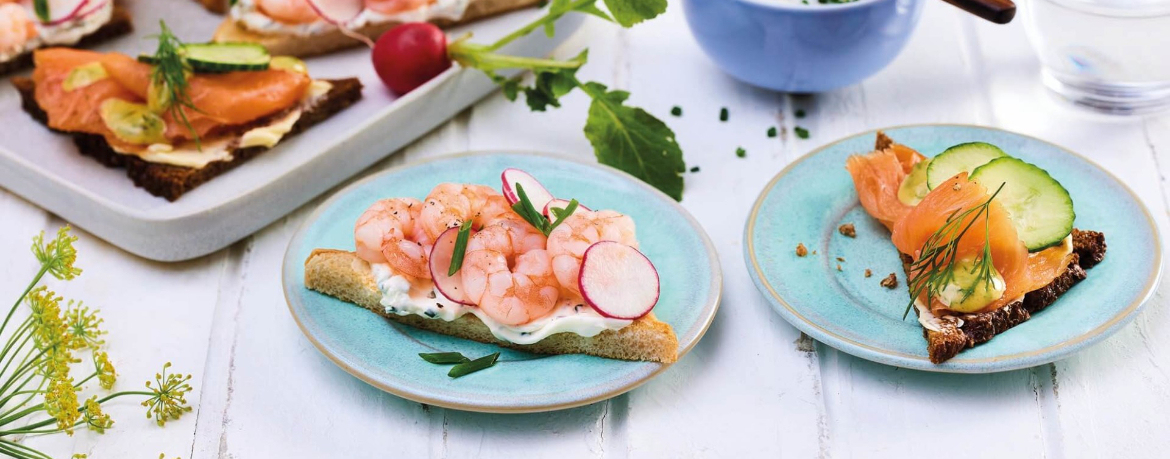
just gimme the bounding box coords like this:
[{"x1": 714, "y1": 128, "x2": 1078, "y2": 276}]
[
  {"x1": 690, "y1": 166, "x2": 700, "y2": 173},
  {"x1": 794, "y1": 126, "x2": 810, "y2": 139},
  {"x1": 671, "y1": 106, "x2": 682, "y2": 117},
  {"x1": 449, "y1": 352, "x2": 500, "y2": 378},
  {"x1": 767, "y1": 127, "x2": 777, "y2": 138},
  {"x1": 447, "y1": 220, "x2": 474, "y2": 277},
  {"x1": 795, "y1": 109, "x2": 806, "y2": 118},
  {"x1": 419, "y1": 352, "x2": 471, "y2": 364},
  {"x1": 736, "y1": 147, "x2": 746, "y2": 158},
  {"x1": 547, "y1": 199, "x2": 579, "y2": 234},
  {"x1": 512, "y1": 183, "x2": 550, "y2": 235},
  {"x1": 719, "y1": 107, "x2": 729, "y2": 122}
]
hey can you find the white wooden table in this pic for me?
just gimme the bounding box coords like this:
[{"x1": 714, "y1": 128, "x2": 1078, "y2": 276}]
[{"x1": 4, "y1": 2, "x2": 1169, "y2": 458}]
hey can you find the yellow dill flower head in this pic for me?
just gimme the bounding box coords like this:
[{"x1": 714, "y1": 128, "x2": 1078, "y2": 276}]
[
  {"x1": 45, "y1": 377, "x2": 80, "y2": 435},
  {"x1": 29, "y1": 287, "x2": 71, "y2": 349},
  {"x1": 72, "y1": 454, "x2": 88, "y2": 459},
  {"x1": 65, "y1": 302, "x2": 106, "y2": 350},
  {"x1": 82, "y1": 396, "x2": 114, "y2": 434},
  {"x1": 93, "y1": 351, "x2": 116, "y2": 390},
  {"x1": 32, "y1": 226, "x2": 82, "y2": 281},
  {"x1": 142, "y1": 362, "x2": 193, "y2": 427}
]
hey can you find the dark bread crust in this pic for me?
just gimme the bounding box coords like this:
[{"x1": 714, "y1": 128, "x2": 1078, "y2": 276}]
[
  {"x1": 197, "y1": 0, "x2": 228, "y2": 14},
  {"x1": 0, "y1": 6, "x2": 133, "y2": 77},
  {"x1": 12, "y1": 76, "x2": 363, "y2": 201},
  {"x1": 902, "y1": 229, "x2": 1107, "y2": 364}
]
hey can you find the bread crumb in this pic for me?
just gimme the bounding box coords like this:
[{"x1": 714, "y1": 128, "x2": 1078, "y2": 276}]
[
  {"x1": 836, "y1": 264, "x2": 842, "y2": 272},
  {"x1": 864, "y1": 269, "x2": 872, "y2": 278},
  {"x1": 795, "y1": 243, "x2": 808, "y2": 257},
  {"x1": 880, "y1": 273, "x2": 898, "y2": 289},
  {"x1": 836, "y1": 257, "x2": 845, "y2": 262},
  {"x1": 838, "y1": 223, "x2": 856, "y2": 238},
  {"x1": 811, "y1": 250, "x2": 817, "y2": 255}
]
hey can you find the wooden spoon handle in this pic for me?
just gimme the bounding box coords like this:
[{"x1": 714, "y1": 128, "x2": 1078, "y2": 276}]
[{"x1": 940, "y1": 0, "x2": 1017, "y2": 24}]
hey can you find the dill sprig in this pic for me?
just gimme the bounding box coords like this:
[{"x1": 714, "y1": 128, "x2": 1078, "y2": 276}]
[
  {"x1": 903, "y1": 183, "x2": 1005, "y2": 319},
  {"x1": 149, "y1": 21, "x2": 201, "y2": 149}
]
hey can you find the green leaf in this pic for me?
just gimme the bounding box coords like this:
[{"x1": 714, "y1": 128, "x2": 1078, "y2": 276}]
[
  {"x1": 446, "y1": 220, "x2": 474, "y2": 277},
  {"x1": 419, "y1": 352, "x2": 471, "y2": 364},
  {"x1": 33, "y1": 0, "x2": 49, "y2": 23},
  {"x1": 448, "y1": 352, "x2": 501, "y2": 378},
  {"x1": 581, "y1": 82, "x2": 685, "y2": 201},
  {"x1": 575, "y1": 2, "x2": 614, "y2": 22},
  {"x1": 601, "y1": 0, "x2": 666, "y2": 27},
  {"x1": 522, "y1": 51, "x2": 587, "y2": 112}
]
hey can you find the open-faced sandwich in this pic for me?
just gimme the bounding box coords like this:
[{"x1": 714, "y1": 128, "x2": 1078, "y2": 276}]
[
  {"x1": 12, "y1": 22, "x2": 362, "y2": 201},
  {"x1": 0, "y1": 0, "x2": 132, "y2": 76},
  {"x1": 211, "y1": 0, "x2": 543, "y2": 57},
  {"x1": 305, "y1": 168, "x2": 680, "y2": 363},
  {"x1": 847, "y1": 132, "x2": 1107, "y2": 364}
]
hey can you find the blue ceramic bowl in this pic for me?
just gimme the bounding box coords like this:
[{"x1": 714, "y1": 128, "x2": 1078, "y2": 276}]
[{"x1": 683, "y1": 0, "x2": 924, "y2": 92}]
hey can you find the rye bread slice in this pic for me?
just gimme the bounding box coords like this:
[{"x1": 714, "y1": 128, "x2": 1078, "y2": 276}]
[
  {"x1": 901, "y1": 228, "x2": 1107, "y2": 364},
  {"x1": 12, "y1": 76, "x2": 363, "y2": 201},
  {"x1": 0, "y1": 6, "x2": 133, "y2": 77}
]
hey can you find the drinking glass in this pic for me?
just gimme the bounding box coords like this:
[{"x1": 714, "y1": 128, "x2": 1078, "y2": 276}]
[{"x1": 1021, "y1": 0, "x2": 1170, "y2": 115}]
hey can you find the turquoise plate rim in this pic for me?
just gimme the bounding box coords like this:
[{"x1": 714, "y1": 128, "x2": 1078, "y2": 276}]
[
  {"x1": 282, "y1": 151, "x2": 723, "y2": 412},
  {"x1": 744, "y1": 124, "x2": 1163, "y2": 374}
]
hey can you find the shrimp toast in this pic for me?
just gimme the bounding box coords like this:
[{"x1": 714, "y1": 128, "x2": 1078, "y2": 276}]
[
  {"x1": 0, "y1": 5, "x2": 132, "y2": 77},
  {"x1": 212, "y1": 0, "x2": 543, "y2": 58},
  {"x1": 304, "y1": 249, "x2": 680, "y2": 363},
  {"x1": 848, "y1": 132, "x2": 1107, "y2": 364}
]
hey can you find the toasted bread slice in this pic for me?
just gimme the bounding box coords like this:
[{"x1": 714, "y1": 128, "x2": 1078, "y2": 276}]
[
  {"x1": 213, "y1": 0, "x2": 542, "y2": 57},
  {"x1": 0, "y1": 6, "x2": 133, "y2": 77},
  {"x1": 12, "y1": 76, "x2": 363, "y2": 201},
  {"x1": 304, "y1": 249, "x2": 681, "y2": 363}
]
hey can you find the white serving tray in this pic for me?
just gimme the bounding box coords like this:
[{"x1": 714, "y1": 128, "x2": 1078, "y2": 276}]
[{"x1": 0, "y1": 0, "x2": 582, "y2": 261}]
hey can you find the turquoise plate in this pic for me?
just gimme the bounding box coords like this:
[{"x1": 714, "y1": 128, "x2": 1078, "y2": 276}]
[
  {"x1": 283, "y1": 152, "x2": 721, "y2": 412},
  {"x1": 745, "y1": 125, "x2": 1162, "y2": 373}
]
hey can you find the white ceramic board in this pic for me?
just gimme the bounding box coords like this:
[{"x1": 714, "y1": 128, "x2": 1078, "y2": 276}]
[{"x1": 0, "y1": 0, "x2": 583, "y2": 261}]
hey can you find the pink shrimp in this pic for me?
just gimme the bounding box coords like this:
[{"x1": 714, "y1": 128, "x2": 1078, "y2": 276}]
[
  {"x1": 353, "y1": 198, "x2": 432, "y2": 279},
  {"x1": 256, "y1": 0, "x2": 320, "y2": 24},
  {"x1": 546, "y1": 210, "x2": 638, "y2": 297},
  {"x1": 418, "y1": 183, "x2": 510, "y2": 240},
  {"x1": 460, "y1": 223, "x2": 559, "y2": 326},
  {"x1": 0, "y1": 3, "x2": 36, "y2": 55},
  {"x1": 365, "y1": 0, "x2": 431, "y2": 14}
]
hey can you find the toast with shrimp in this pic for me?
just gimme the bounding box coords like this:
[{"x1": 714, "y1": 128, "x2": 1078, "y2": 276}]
[
  {"x1": 0, "y1": 3, "x2": 132, "y2": 77},
  {"x1": 304, "y1": 174, "x2": 680, "y2": 363},
  {"x1": 848, "y1": 132, "x2": 1106, "y2": 364},
  {"x1": 212, "y1": 0, "x2": 543, "y2": 58},
  {"x1": 13, "y1": 37, "x2": 363, "y2": 201}
]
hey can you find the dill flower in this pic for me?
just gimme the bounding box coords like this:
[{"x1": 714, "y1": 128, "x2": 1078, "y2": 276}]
[
  {"x1": 28, "y1": 287, "x2": 72, "y2": 350},
  {"x1": 65, "y1": 302, "x2": 106, "y2": 350},
  {"x1": 82, "y1": 396, "x2": 114, "y2": 433},
  {"x1": 142, "y1": 362, "x2": 193, "y2": 426},
  {"x1": 93, "y1": 351, "x2": 117, "y2": 390},
  {"x1": 32, "y1": 226, "x2": 82, "y2": 281},
  {"x1": 44, "y1": 377, "x2": 81, "y2": 435}
]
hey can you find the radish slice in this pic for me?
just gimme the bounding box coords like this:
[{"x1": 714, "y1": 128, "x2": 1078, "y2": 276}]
[
  {"x1": 543, "y1": 199, "x2": 591, "y2": 221},
  {"x1": 75, "y1": 0, "x2": 108, "y2": 18},
  {"x1": 579, "y1": 241, "x2": 659, "y2": 320},
  {"x1": 501, "y1": 168, "x2": 554, "y2": 210},
  {"x1": 428, "y1": 226, "x2": 475, "y2": 305},
  {"x1": 305, "y1": 0, "x2": 363, "y2": 25},
  {"x1": 39, "y1": 0, "x2": 90, "y2": 26}
]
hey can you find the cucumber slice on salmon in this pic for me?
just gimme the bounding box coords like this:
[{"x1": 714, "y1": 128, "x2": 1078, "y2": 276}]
[
  {"x1": 970, "y1": 156, "x2": 1074, "y2": 252},
  {"x1": 926, "y1": 142, "x2": 1007, "y2": 190},
  {"x1": 138, "y1": 43, "x2": 271, "y2": 73}
]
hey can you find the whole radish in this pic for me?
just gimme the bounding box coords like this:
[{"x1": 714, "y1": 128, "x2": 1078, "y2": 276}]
[{"x1": 372, "y1": 23, "x2": 452, "y2": 95}]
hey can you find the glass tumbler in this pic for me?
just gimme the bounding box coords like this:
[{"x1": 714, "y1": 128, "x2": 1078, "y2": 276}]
[{"x1": 1021, "y1": 0, "x2": 1170, "y2": 115}]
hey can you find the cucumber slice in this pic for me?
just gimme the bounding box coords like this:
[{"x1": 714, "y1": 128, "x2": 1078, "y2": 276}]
[
  {"x1": 137, "y1": 43, "x2": 271, "y2": 73},
  {"x1": 898, "y1": 159, "x2": 931, "y2": 206},
  {"x1": 926, "y1": 142, "x2": 1007, "y2": 190},
  {"x1": 969, "y1": 157, "x2": 1074, "y2": 252},
  {"x1": 183, "y1": 43, "x2": 270, "y2": 72}
]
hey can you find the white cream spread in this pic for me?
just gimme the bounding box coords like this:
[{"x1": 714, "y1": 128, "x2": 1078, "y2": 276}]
[
  {"x1": 231, "y1": 0, "x2": 472, "y2": 37},
  {"x1": 0, "y1": 2, "x2": 114, "y2": 64},
  {"x1": 110, "y1": 80, "x2": 333, "y2": 168},
  {"x1": 911, "y1": 235, "x2": 1074, "y2": 332},
  {"x1": 369, "y1": 263, "x2": 634, "y2": 345}
]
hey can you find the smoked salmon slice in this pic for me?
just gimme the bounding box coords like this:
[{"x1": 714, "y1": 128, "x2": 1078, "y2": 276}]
[
  {"x1": 844, "y1": 145, "x2": 925, "y2": 230},
  {"x1": 32, "y1": 48, "x2": 311, "y2": 145}
]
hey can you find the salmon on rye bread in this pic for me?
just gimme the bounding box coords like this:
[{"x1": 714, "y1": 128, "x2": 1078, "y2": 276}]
[{"x1": 846, "y1": 131, "x2": 1105, "y2": 364}]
